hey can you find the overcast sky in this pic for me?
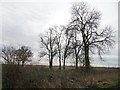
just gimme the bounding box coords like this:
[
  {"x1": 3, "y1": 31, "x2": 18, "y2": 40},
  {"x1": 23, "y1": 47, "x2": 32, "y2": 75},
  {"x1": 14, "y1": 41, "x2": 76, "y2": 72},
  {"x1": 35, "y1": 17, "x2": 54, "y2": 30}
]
[{"x1": 0, "y1": 0, "x2": 119, "y2": 67}]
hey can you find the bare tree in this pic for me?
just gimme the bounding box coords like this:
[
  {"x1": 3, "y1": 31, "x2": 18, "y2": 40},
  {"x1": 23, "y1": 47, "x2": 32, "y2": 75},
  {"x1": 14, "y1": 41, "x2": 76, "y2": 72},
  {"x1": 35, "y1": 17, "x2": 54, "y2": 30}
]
[
  {"x1": 54, "y1": 26, "x2": 64, "y2": 70},
  {"x1": 15, "y1": 46, "x2": 33, "y2": 66},
  {"x1": 68, "y1": 2, "x2": 115, "y2": 71},
  {"x1": 66, "y1": 26, "x2": 83, "y2": 69},
  {"x1": 39, "y1": 28, "x2": 57, "y2": 69},
  {"x1": 2, "y1": 46, "x2": 17, "y2": 64},
  {"x1": 62, "y1": 27, "x2": 74, "y2": 69}
]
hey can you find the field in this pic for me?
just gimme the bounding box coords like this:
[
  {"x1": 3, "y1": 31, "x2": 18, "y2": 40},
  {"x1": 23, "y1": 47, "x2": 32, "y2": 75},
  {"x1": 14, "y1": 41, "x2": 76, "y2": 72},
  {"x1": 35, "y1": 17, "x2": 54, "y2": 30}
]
[{"x1": 2, "y1": 64, "x2": 120, "y2": 89}]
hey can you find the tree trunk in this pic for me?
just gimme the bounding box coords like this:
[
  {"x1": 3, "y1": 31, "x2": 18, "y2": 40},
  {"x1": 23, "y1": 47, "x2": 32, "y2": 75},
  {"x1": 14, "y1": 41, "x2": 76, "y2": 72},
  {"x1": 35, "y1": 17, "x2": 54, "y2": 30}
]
[
  {"x1": 84, "y1": 45, "x2": 90, "y2": 72},
  {"x1": 59, "y1": 54, "x2": 61, "y2": 70},
  {"x1": 63, "y1": 57, "x2": 65, "y2": 70},
  {"x1": 58, "y1": 50, "x2": 61, "y2": 70},
  {"x1": 76, "y1": 55, "x2": 78, "y2": 69},
  {"x1": 50, "y1": 61, "x2": 52, "y2": 69},
  {"x1": 75, "y1": 30, "x2": 78, "y2": 69},
  {"x1": 17, "y1": 61, "x2": 20, "y2": 66},
  {"x1": 49, "y1": 56, "x2": 53, "y2": 69},
  {"x1": 22, "y1": 61, "x2": 24, "y2": 67},
  {"x1": 59, "y1": 59, "x2": 61, "y2": 70}
]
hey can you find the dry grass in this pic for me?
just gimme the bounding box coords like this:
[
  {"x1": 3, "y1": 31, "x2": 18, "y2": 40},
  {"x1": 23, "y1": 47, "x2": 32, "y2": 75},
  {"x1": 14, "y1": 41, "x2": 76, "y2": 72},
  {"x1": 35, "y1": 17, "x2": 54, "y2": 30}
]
[{"x1": 2, "y1": 64, "x2": 119, "y2": 88}]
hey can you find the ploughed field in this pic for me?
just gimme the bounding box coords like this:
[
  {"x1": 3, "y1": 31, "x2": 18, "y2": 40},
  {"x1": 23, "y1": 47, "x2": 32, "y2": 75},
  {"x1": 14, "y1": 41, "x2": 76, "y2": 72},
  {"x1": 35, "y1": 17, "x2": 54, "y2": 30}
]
[{"x1": 2, "y1": 64, "x2": 120, "y2": 88}]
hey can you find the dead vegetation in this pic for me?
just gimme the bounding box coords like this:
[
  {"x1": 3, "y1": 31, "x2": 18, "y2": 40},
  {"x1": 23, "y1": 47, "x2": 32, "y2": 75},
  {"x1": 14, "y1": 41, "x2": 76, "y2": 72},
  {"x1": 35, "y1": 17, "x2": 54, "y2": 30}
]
[{"x1": 2, "y1": 64, "x2": 119, "y2": 88}]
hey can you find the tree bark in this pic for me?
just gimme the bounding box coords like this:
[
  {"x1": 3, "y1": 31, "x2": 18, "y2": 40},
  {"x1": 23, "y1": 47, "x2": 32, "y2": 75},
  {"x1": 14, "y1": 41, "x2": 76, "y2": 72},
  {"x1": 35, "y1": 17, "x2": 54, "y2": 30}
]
[
  {"x1": 63, "y1": 57, "x2": 65, "y2": 70},
  {"x1": 76, "y1": 54, "x2": 78, "y2": 69},
  {"x1": 49, "y1": 60, "x2": 52, "y2": 69},
  {"x1": 49, "y1": 56, "x2": 53, "y2": 69},
  {"x1": 59, "y1": 59, "x2": 61, "y2": 70},
  {"x1": 59, "y1": 52, "x2": 61, "y2": 70},
  {"x1": 17, "y1": 61, "x2": 20, "y2": 66},
  {"x1": 22, "y1": 61, "x2": 24, "y2": 67},
  {"x1": 84, "y1": 45, "x2": 90, "y2": 72}
]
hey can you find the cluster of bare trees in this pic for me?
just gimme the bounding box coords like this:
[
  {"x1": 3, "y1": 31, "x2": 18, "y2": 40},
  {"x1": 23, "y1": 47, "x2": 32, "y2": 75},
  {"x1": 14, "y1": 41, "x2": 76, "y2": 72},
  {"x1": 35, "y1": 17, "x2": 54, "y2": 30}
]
[
  {"x1": 39, "y1": 2, "x2": 115, "y2": 71},
  {"x1": 1, "y1": 2, "x2": 115, "y2": 71},
  {"x1": 2, "y1": 45, "x2": 33, "y2": 66}
]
